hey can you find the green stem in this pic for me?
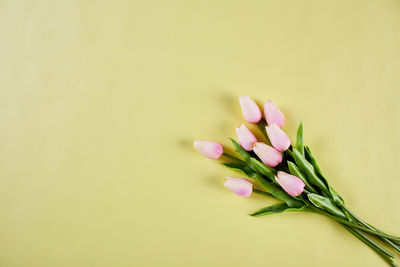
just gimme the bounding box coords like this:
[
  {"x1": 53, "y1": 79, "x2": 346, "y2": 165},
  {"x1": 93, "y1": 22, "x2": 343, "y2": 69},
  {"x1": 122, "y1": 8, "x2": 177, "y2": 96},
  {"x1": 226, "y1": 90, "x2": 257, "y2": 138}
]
[
  {"x1": 309, "y1": 206, "x2": 400, "y2": 243},
  {"x1": 340, "y1": 206, "x2": 353, "y2": 221},
  {"x1": 341, "y1": 224, "x2": 396, "y2": 266},
  {"x1": 255, "y1": 190, "x2": 396, "y2": 265},
  {"x1": 342, "y1": 205, "x2": 400, "y2": 253},
  {"x1": 255, "y1": 189, "x2": 397, "y2": 264},
  {"x1": 256, "y1": 121, "x2": 270, "y2": 143}
]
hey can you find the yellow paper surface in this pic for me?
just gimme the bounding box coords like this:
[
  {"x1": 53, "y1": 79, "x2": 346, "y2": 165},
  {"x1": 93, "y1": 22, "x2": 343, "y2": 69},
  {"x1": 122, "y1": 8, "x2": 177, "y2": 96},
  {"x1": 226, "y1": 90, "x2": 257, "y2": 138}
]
[{"x1": 1, "y1": 1, "x2": 400, "y2": 266}]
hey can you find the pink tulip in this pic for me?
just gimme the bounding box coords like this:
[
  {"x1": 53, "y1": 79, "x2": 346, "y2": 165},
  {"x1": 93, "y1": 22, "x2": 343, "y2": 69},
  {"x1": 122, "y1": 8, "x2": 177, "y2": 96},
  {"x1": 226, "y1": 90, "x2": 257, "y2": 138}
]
[
  {"x1": 264, "y1": 100, "x2": 285, "y2": 127},
  {"x1": 252, "y1": 142, "x2": 282, "y2": 167},
  {"x1": 266, "y1": 124, "x2": 291, "y2": 152},
  {"x1": 239, "y1": 96, "x2": 262, "y2": 123},
  {"x1": 193, "y1": 140, "x2": 223, "y2": 159},
  {"x1": 224, "y1": 177, "x2": 253, "y2": 197},
  {"x1": 275, "y1": 171, "x2": 305, "y2": 197},
  {"x1": 235, "y1": 124, "x2": 257, "y2": 151}
]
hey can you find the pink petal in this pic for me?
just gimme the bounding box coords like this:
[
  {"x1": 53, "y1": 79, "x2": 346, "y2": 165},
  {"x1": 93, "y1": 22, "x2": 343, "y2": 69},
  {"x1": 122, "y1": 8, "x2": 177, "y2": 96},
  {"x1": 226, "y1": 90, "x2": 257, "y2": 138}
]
[
  {"x1": 235, "y1": 124, "x2": 257, "y2": 151},
  {"x1": 224, "y1": 177, "x2": 253, "y2": 197},
  {"x1": 275, "y1": 171, "x2": 305, "y2": 196},
  {"x1": 252, "y1": 142, "x2": 282, "y2": 167},
  {"x1": 264, "y1": 100, "x2": 285, "y2": 127},
  {"x1": 193, "y1": 140, "x2": 223, "y2": 159},
  {"x1": 266, "y1": 124, "x2": 291, "y2": 152},
  {"x1": 239, "y1": 96, "x2": 262, "y2": 123}
]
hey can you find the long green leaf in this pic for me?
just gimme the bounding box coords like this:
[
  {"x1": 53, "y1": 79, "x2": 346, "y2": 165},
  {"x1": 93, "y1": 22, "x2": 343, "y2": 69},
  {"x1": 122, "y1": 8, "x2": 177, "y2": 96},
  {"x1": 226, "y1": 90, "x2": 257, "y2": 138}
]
[
  {"x1": 254, "y1": 173, "x2": 304, "y2": 208},
  {"x1": 292, "y1": 148, "x2": 329, "y2": 195},
  {"x1": 224, "y1": 160, "x2": 303, "y2": 208},
  {"x1": 249, "y1": 158, "x2": 276, "y2": 180},
  {"x1": 288, "y1": 161, "x2": 318, "y2": 193},
  {"x1": 295, "y1": 121, "x2": 304, "y2": 156},
  {"x1": 304, "y1": 146, "x2": 344, "y2": 206},
  {"x1": 250, "y1": 203, "x2": 308, "y2": 217},
  {"x1": 304, "y1": 146, "x2": 326, "y2": 177},
  {"x1": 230, "y1": 138, "x2": 251, "y2": 162},
  {"x1": 229, "y1": 138, "x2": 304, "y2": 208},
  {"x1": 253, "y1": 189, "x2": 273, "y2": 198},
  {"x1": 222, "y1": 162, "x2": 256, "y2": 177},
  {"x1": 230, "y1": 138, "x2": 275, "y2": 179},
  {"x1": 307, "y1": 193, "x2": 346, "y2": 218}
]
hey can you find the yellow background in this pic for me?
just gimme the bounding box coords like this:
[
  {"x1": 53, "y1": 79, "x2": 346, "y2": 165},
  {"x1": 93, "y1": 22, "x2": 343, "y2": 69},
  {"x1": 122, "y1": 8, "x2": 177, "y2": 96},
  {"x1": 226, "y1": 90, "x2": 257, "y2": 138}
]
[{"x1": 1, "y1": 1, "x2": 400, "y2": 266}]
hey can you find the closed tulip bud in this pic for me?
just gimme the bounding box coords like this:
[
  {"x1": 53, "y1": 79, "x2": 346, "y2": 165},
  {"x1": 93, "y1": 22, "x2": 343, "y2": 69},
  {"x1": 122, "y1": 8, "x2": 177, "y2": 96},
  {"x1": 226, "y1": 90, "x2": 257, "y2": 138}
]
[
  {"x1": 235, "y1": 124, "x2": 257, "y2": 151},
  {"x1": 275, "y1": 171, "x2": 305, "y2": 197},
  {"x1": 252, "y1": 142, "x2": 282, "y2": 167},
  {"x1": 264, "y1": 100, "x2": 285, "y2": 127},
  {"x1": 224, "y1": 177, "x2": 253, "y2": 197},
  {"x1": 266, "y1": 124, "x2": 290, "y2": 152},
  {"x1": 239, "y1": 95, "x2": 262, "y2": 123},
  {"x1": 193, "y1": 140, "x2": 223, "y2": 159}
]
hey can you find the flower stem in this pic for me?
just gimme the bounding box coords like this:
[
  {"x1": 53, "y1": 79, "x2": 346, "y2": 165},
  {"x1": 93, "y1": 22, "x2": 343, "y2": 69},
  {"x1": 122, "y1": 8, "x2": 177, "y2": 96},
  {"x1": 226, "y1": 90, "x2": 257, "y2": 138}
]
[
  {"x1": 342, "y1": 205, "x2": 400, "y2": 253},
  {"x1": 256, "y1": 121, "x2": 270, "y2": 143},
  {"x1": 309, "y1": 206, "x2": 400, "y2": 243},
  {"x1": 341, "y1": 224, "x2": 396, "y2": 266},
  {"x1": 306, "y1": 205, "x2": 395, "y2": 265}
]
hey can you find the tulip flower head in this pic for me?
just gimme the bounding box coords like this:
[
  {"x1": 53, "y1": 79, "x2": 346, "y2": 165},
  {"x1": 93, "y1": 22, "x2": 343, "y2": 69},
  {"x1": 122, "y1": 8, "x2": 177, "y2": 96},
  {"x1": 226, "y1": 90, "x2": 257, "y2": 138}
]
[
  {"x1": 252, "y1": 142, "x2": 282, "y2": 167},
  {"x1": 275, "y1": 171, "x2": 305, "y2": 197},
  {"x1": 224, "y1": 177, "x2": 253, "y2": 197},
  {"x1": 264, "y1": 100, "x2": 285, "y2": 127},
  {"x1": 239, "y1": 95, "x2": 262, "y2": 123},
  {"x1": 266, "y1": 124, "x2": 291, "y2": 152},
  {"x1": 235, "y1": 124, "x2": 257, "y2": 151},
  {"x1": 193, "y1": 140, "x2": 223, "y2": 159}
]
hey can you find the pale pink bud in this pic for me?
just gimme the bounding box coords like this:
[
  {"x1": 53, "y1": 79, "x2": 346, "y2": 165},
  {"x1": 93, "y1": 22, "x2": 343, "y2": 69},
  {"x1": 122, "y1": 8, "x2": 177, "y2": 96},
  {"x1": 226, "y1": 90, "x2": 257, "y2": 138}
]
[
  {"x1": 193, "y1": 140, "x2": 223, "y2": 159},
  {"x1": 252, "y1": 142, "x2": 282, "y2": 167},
  {"x1": 275, "y1": 171, "x2": 305, "y2": 197},
  {"x1": 235, "y1": 124, "x2": 257, "y2": 151},
  {"x1": 239, "y1": 96, "x2": 262, "y2": 123},
  {"x1": 224, "y1": 177, "x2": 253, "y2": 197},
  {"x1": 264, "y1": 100, "x2": 285, "y2": 127},
  {"x1": 266, "y1": 124, "x2": 291, "y2": 152}
]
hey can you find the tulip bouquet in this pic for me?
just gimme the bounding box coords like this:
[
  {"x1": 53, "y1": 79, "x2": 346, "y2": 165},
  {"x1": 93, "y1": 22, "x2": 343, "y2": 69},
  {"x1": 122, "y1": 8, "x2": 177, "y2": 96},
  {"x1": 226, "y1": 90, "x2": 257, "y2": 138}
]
[{"x1": 194, "y1": 96, "x2": 400, "y2": 266}]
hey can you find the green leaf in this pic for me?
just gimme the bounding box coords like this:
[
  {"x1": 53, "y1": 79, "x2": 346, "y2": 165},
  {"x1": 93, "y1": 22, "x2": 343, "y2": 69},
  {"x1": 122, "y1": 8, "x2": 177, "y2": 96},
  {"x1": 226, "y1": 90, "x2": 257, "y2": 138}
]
[
  {"x1": 222, "y1": 152, "x2": 244, "y2": 162},
  {"x1": 304, "y1": 146, "x2": 344, "y2": 206},
  {"x1": 222, "y1": 162, "x2": 256, "y2": 177},
  {"x1": 295, "y1": 121, "x2": 304, "y2": 156},
  {"x1": 304, "y1": 146, "x2": 324, "y2": 177},
  {"x1": 286, "y1": 148, "x2": 294, "y2": 159},
  {"x1": 292, "y1": 148, "x2": 329, "y2": 195},
  {"x1": 229, "y1": 138, "x2": 304, "y2": 208},
  {"x1": 249, "y1": 158, "x2": 276, "y2": 180},
  {"x1": 230, "y1": 138, "x2": 274, "y2": 179},
  {"x1": 230, "y1": 138, "x2": 251, "y2": 162},
  {"x1": 253, "y1": 189, "x2": 273, "y2": 198},
  {"x1": 254, "y1": 173, "x2": 304, "y2": 208},
  {"x1": 223, "y1": 161, "x2": 302, "y2": 207},
  {"x1": 250, "y1": 203, "x2": 308, "y2": 217},
  {"x1": 303, "y1": 147, "x2": 331, "y2": 193},
  {"x1": 288, "y1": 161, "x2": 318, "y2": 193},
  {"x1": 329, "y1": 186, "x2": 344, "y2": 206},
  {"x1": 307, "y1": 193, "x2": 346, "y2": 218}
]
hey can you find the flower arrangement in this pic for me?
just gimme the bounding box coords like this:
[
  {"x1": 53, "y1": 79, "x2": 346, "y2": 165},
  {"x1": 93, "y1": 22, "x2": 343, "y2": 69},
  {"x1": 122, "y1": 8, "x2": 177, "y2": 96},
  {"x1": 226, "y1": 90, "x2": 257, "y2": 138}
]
[{"x1": 194, "y1": 96, "x2": 399, "y2": 266}]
